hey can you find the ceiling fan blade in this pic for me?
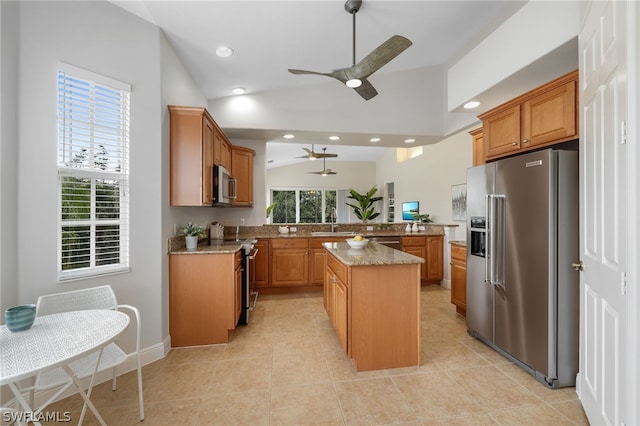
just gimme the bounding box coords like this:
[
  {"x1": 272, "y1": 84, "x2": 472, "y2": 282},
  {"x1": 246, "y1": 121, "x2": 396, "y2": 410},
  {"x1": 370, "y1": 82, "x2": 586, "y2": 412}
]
[
  {"x1": 353, "y1": 78, "x2": 378, "y2": 100},
  {"x1": 289, "y1": 68, "x2": 350, "y2": 84},
  {"x1": 351, "y1": 35, "x2": 412, "y2": 79}
]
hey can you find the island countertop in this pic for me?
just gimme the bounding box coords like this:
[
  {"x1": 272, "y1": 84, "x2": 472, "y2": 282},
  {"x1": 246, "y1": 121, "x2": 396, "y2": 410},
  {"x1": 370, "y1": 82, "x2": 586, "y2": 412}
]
[{"x1": 322, "y1": 241, "x2": 425, "y2": 266}]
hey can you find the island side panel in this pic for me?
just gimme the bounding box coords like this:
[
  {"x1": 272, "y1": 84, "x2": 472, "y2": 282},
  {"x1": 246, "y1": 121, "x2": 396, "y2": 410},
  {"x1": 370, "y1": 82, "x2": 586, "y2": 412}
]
[{"x1": 349, "y1": 263, "x2": 421, "y2": 371}]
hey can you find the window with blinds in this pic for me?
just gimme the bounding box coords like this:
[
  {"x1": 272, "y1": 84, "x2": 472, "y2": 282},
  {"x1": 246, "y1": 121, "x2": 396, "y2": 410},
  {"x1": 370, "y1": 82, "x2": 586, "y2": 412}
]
[{"x1": 57, "y1": 63, "x2": 130, "y2": 280}]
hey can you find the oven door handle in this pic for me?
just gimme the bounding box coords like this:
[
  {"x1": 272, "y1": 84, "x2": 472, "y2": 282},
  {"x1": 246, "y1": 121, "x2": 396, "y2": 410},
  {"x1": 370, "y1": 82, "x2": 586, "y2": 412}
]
[{"x1": 248, "y1": 248, "x2": 259, "y2": 259}]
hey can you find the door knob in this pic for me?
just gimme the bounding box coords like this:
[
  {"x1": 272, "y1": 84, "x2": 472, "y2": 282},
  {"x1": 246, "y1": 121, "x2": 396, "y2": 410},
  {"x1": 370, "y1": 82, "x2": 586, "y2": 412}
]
[{"x1": 571, "y1": 261, "x2": 584, "y2": 271}]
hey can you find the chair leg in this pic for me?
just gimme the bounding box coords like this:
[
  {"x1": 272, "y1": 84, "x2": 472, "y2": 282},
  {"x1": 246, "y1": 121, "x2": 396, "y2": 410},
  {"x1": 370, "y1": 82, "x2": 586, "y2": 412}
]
[
  {"x1": 111, "y1": 367, "x2": 117, "y2": 391},
  {"x1": 136, "y1": 353, "x2": 144, "y2": 421}
]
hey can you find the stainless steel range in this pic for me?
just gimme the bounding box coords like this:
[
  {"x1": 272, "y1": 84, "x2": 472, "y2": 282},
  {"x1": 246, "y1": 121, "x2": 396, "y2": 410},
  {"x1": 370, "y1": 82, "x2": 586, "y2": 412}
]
[{"x1": 222, "y1": 237, "x2": 258, "y2": 325}]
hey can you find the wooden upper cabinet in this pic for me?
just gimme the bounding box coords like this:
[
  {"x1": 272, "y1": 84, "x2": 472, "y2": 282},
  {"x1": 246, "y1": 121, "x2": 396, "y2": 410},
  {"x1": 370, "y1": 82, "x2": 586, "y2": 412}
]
[
  {"x1": 213, "y1": 128, "x2": 232, "y2": 169},
  {"x1": 169, "y1": 105, "x2": 255, "y2": 208},
  {"x1": 231, "y1": 146, "x2": 255, "y2": 207},
  {"x1": 479, "y1": 70, "x2": 578, "y2": 162},
  {"x1": 469, "y1": 128, "x2": 485, "y2": 166},
  {"x1": 169, "y1": 106, "x2": 215, "y2": 206}
]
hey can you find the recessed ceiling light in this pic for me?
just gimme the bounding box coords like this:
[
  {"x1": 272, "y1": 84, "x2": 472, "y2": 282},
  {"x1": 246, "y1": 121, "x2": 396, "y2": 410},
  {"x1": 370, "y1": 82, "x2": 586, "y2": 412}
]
[
  {"x1": 329, "y1": 136, "x2": 340, "y2": 141},
  {"x1": 404, "y1": 138, "x2": 416, "y2": 144},
  {"x1": 283, "y1": 134, "x2": 295, "y2": 139},
  {"x1": 215, "y1": 46, "x2": 234, "y2": 58},
  {"x1": 464, "y1": 101, "x2": 480, "y2": 109},
  {"x1": 232, "y1": 87, "x2": 245, "y2": 95},
  {"x1": 370, "y1": 137, "x2": 381, "y2": 143}
]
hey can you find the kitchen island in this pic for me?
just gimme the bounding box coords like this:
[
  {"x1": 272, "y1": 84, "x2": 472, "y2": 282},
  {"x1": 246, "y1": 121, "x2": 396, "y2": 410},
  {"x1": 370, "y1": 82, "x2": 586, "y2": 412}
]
[{"x1": 323, "y1": 241, "x2": 424, "y2": 371}]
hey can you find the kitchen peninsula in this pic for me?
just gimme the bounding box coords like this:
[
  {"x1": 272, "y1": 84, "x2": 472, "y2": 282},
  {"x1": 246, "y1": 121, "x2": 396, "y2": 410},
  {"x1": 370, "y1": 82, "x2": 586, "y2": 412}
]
[{"x1": 323, "y1": 241, "x2": 423, "y2": 371}]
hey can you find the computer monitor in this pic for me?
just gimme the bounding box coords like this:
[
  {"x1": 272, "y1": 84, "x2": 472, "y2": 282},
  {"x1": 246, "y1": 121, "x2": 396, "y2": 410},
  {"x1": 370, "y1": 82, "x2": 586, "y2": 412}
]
[{"x1": 402, "y1": 201, "x2": 419, "y2": 221}]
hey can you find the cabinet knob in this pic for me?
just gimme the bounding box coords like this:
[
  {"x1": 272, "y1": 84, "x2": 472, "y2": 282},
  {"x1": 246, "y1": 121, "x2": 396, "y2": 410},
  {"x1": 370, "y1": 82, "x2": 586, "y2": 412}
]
[
  {"x1": 523, "y1": 139, "x2": 529, "y2": 144},
  {"x1": 511, "y1": 141, "x2": 518, "y2": 146}
]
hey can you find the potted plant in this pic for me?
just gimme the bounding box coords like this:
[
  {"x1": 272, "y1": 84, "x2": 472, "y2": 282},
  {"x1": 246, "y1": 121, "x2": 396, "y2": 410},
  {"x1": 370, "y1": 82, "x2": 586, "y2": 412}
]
[
  {"x1": 412, "y1": 213, "x2": 433, "y2": 223},
  {"x1": 183, "y1": 222, "x2": 205, "y2": 250},
  {"x1": 346, "y1": 186, "x2": 383, "y2": 223}
]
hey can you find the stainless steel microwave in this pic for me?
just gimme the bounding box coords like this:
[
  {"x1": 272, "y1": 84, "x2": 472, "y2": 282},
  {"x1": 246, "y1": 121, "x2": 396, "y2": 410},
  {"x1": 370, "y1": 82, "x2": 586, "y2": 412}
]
[{"x1": 212, "y1": 164, "x2": 236, "y2": 206}]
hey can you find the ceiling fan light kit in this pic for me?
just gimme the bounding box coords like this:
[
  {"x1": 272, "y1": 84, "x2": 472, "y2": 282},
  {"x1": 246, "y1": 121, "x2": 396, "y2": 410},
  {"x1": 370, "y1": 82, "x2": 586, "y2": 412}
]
[{"x1": 288, "y1": 0, "x2": 412, "y2": 100}]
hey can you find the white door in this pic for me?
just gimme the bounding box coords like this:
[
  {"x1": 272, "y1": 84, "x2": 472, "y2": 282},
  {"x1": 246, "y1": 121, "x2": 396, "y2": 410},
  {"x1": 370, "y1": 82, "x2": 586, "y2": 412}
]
[{"x1": 578, "y1": 1, "x2": 628, "y2": 424}]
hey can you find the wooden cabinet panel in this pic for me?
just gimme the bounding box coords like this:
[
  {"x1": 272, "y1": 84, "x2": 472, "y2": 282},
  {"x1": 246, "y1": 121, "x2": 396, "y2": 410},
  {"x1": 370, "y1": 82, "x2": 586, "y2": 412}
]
[
  {"x1": 334, "y1": 279, "x2": 348, "y2": 351},
  {"x1": 450, "y1": 244, "x2": 467, "y2": 316},
  {"x1": 522, "y1": 79, "x2": 577, "y2": 147},
  {"x1": 231, "y1": 146, "x2": 255, "y2": 207},
  {"x1": 168, "y1": 106, "x2": 215, "y2": 206},
  {"x1": 213, "y1": 129, "x2": 232, "y2": 169},
  {"x1": 483, "y1": 105, "x2": 521, "y2": 159},
  {"x1": 252, "y1": 239, "x2": 269, "y2": 288},
  {"x1": 271, "y1": 238, "x2": 309, "y2": 286},
  {"x1": 403, "y1": 245, "x2": 426, "y2": 279},
  {"x1": 425, "y1": 235, "x2": 444, "y2": 281},
  {"x1": 479, "y1": 70, "x2": 578, "y2": 162},
  {"x1": 169, "y1": 253, "x2": 236, "y2": 346},
  {"x1": 235, "y1": 252, "x2": 243, "y2": 324},
  {"x1": 469, "y1": 127, "x2": 485, "y2": 166}
]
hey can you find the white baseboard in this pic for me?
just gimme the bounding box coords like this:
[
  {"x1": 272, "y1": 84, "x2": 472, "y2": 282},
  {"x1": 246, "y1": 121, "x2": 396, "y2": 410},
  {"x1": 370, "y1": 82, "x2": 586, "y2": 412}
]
[{"x1": 441, "y1": 279, "x2": 451, "y2": 289}]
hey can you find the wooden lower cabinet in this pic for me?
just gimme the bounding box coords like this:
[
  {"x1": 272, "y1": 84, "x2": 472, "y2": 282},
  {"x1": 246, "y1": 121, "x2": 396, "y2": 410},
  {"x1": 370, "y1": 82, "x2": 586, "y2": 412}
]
[
  {"x1": 270, "y1": 238, "x2": 309, "y2": 286},
  {"x1": 402, "y1": 235, "x2": 443, "y2": 282},
  {"x1": 252, "y1": 239, "x2": 270, "y2": 288},
  {"x1": 426, "y1": 235, "x2": 444, "y2": 281},
  {"x1": 450, "y1": 243, "x2": 467, "y2": 316},
  {"x1": 169, "y1": 252, "x2": 238, "y2": 346},
  {"x1": 311, "y1": 238, "x2": 345, "y2": 285},
  {"x1": 324, "y1": 251, "x2": 421, "y2": 371},
  {"x1": 234, "y1": 251, "x2": 243, "y2": 324}
]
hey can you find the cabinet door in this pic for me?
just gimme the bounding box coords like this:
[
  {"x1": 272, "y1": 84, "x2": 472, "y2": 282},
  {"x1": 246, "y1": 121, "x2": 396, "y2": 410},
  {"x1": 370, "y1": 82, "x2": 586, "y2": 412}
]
[
  {"x1": 483, "y1": 105, "x2": 521, "y2": 159},
  {"x1": 271, "y1": 249, "x2": 309, "y2": 286},
  {"x1": 334, "y1": 278, "x2": 348, "y2": 353},
  {"x1": 231, "y1": 147, "x2": 255, "y2": 206},
  {"x1": 252, "y1": 239, "x2": 269, "y2": 287},
  {"x1": 425, "y1": 236, "x2": 443, "y2": 281},
  {"x1": 451, "y1": 260, "x2": 467, "y2": 315},
  {"x1": 325, "y1": 268, "x2": 336, "y2": 326},
  {"x1": 222, "y1": 137, "x2": 232, "y2": 169},
  {"x1": 311, "y1": 248, "x2": 326, "y2": 285},
  {"x1": 235, "y1": 261, "x2": 243, "y2": 325},
  {"x1": 522, "y1": 80, "x2": 577, "y2": 148},
  {"x1": 202, "y1": 117, "x2": 214, "y2": 205}
]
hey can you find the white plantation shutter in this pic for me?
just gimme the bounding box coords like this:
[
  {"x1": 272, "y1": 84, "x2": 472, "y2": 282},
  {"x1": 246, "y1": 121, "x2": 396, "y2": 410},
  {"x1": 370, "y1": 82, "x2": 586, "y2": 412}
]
[{"x1": 57, "y1": 63, "x2": 130, "y2": 280}]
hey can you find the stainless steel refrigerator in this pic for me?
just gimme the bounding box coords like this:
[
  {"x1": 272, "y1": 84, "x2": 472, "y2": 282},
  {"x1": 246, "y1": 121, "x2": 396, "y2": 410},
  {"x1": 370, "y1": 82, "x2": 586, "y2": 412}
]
[{"x1": 466, "y1": 149, "x2": 579, "y2": 388}]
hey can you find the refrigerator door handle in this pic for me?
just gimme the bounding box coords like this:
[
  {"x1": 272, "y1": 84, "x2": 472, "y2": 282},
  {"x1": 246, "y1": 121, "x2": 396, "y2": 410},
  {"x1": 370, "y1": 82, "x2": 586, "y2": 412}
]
[
  {"x1": 485, "y1": 195, "x2": 492, "y2": 284},
  {"x1": 492, "y1": 194, "x2": 506, "y2": 289}
]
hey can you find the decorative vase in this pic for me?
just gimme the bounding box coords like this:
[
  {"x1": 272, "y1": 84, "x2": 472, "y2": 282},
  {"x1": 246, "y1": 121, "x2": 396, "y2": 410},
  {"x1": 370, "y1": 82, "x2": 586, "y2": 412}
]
[
  {"x1": 412, "y1": 222, "x2": 418, "y2": 232},
  {"x1": 405, "y1": 223, "x2": 411, "y2": 233},
  {"x1": 185, "y1": 236, "x2": 198, "y2": 251}
]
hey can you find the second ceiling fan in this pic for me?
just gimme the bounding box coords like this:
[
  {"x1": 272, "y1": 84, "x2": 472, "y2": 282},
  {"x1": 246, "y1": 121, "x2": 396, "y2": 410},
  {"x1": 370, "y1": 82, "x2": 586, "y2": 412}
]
[
  {"x1": 288, "y1": 0, "x2": 412, "y2": 100},
  {"x1": 308, "y1": 148, "x2": 337, "y2": 176}
]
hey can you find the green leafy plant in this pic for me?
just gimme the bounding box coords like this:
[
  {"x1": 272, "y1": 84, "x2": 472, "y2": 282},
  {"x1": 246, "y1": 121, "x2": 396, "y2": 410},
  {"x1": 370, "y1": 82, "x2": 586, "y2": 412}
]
[
  {"x1": 346, "y1": 186, "x2": 383, "y2": 223},
  {"x1": 266, "y1": 202, "x2": 277, "y2": 219},
  {"x1": 182, "y1": 222, "x2": 206, "y2": 237},
  {"x1": 412, "y1": 213, "x2": 433, "y2": 223}
]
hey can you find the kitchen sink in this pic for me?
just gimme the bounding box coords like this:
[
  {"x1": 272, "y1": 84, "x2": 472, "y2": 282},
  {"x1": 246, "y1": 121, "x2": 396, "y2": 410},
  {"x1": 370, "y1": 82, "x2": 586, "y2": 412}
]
[{"x1": 310, "y1": 231, "x2": 356, "y2": 237}]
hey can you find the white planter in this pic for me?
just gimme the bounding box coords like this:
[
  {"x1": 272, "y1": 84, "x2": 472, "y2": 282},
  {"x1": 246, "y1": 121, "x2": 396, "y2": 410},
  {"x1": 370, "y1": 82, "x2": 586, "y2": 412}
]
[{"x1": 185, "y1": 236, "x2": 199, "y2": 251}]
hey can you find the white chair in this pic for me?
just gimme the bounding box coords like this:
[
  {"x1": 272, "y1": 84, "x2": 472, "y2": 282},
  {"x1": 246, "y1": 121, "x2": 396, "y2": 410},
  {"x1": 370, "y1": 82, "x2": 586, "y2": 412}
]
[{"x1": 31, "y1": 285, "x2": 144, "y2": 422}]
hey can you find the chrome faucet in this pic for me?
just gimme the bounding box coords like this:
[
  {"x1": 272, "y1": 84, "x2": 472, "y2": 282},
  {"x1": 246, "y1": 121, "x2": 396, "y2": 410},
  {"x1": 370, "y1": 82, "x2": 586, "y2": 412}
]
[{"x1": 330, "y1": 207, "x2": 337, "y2": 232}]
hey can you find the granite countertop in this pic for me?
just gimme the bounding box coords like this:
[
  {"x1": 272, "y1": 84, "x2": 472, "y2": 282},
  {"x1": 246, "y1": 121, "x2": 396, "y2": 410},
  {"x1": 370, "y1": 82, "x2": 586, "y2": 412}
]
[
  {"x1": 255, "y1": 230, "x2": 442, "y2": 239},
  {"x1": 450, "y1": 240, "x2": 467, "y2": 247},
  {"x1": 170, "y1": 240, "x2": 243, "y2": 255},
  {"x1": 323, "y1": 241, "x2": 425, "y2": 267}
]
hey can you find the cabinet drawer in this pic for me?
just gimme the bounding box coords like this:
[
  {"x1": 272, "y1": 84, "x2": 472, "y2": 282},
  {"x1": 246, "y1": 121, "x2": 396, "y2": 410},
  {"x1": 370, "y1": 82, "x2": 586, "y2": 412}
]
[
  {"x1": 451, "y1": 244, "x2": 467, "y2": 262},
  {"x1": 402, "y1": 236, "x2": 426, "y2": 247},
  {"x1": 326, "y1": 253, "x2": 348, "y2": 284},
  {"x1": 271, "y1": 238, "x2": 309, "y2": 249}
]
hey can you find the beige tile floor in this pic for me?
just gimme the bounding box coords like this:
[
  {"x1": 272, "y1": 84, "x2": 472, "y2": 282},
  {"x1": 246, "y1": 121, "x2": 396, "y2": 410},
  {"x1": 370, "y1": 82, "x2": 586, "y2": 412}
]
[{"x1": 42, "y1": 285, "x2": 589, "y2": 425}]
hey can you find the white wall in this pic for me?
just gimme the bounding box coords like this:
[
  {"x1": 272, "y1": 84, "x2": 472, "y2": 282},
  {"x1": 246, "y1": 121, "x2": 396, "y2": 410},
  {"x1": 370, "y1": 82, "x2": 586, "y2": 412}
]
[
  {"x1": 14, "y1": 1, "x2": 164, "y2": 353},
  {"x1": 0, "y1": 1, "x2": 20, "y2": 315},
  {"x1": 375, "y1": 125, "x2": 475, "y2": 241}
]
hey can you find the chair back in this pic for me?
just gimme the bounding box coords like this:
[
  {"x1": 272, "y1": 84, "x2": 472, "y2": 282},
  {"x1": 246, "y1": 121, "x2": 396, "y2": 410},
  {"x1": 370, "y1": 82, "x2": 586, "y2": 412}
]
[{"x1": 36, "y1": 285, "x2": 118, "y2": 316}]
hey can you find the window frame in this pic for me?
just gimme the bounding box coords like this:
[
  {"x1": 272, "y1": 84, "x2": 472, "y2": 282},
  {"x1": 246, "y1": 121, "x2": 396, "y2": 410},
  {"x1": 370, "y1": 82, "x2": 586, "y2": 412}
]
[{"x1": 56, "y1": 63, "x2": 131, "y2": 281}]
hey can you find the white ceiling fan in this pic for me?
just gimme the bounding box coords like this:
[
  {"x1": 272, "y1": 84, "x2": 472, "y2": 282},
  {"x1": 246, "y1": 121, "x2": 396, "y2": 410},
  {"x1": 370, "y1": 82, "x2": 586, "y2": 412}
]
[{"x1": 308, "y1": 149, "x2": 337, "y2": 176}]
